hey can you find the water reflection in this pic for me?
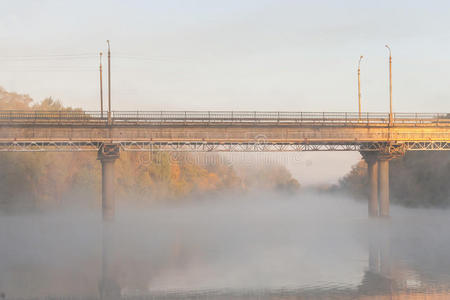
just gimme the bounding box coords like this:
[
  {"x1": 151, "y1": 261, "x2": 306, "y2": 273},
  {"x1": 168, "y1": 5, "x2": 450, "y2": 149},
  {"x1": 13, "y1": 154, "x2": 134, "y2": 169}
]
[
  {"x1": 100, "y1": 222, "x2": 120, "y2": 300},
  {"x1": 1, "y1": 193, "x2": 450, "y2": 299}
]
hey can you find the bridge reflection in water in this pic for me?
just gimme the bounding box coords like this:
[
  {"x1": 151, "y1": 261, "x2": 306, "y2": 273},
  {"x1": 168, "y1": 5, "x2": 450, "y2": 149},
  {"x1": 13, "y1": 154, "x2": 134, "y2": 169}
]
[
  {"x1": 97, "y1": 212, "x2": 450, "y2": 299},
  {"x1": 1, "y1": 197, "x2": 450, "y2": 299}
]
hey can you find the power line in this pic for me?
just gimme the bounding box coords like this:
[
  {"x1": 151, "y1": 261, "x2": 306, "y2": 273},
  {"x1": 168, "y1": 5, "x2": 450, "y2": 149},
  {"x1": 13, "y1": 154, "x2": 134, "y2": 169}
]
[
  {"x1": 0, "y1": 53, "x2": 96, "y2": 58},
  {"x1": 0, "y1": 69, "x2": 98, "y2": 72},
  {"x1": 0, "y1": 52, "x2": 195, "y2": 63},
  {"x1": 0, "y1": 57, "x2": 97, "y2": 62},
  {"x1": 0, "y1": 51, "x2": 197, "y2": 74}
]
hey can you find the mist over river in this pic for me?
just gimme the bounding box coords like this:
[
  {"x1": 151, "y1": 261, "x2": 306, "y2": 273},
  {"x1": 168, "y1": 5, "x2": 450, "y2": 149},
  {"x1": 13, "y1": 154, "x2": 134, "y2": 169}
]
[{"x1": 1, "y1": 192, "x2": 450, "y2": 299}]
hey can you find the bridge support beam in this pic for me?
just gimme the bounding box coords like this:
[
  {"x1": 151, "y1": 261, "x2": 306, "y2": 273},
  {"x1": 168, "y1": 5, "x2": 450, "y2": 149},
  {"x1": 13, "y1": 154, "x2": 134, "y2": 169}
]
[
  {"x1": 361, "y1": 152, "x2": 379, "y2": 217},
  {"x1": 98, "y1": 144, "x2": 121, "y2": 299},
  {"x1": 98, "y1": 144, "x2": 120, "y2": 221},
  {"x1": 378, "y1": 158, "x2": 390, "y2": 218},
  {"x1": 361, "y1": 150, "x2": 401, "y2": 218},
  {"x1": 363, "y1": 153, "x2": 379, "y2": 217}
]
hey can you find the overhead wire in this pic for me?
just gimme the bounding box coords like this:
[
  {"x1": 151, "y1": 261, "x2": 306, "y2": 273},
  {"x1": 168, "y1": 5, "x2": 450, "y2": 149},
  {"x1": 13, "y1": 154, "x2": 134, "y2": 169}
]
[{"x1": 0, "y1": 52, "x2": 196, "y2": 72}]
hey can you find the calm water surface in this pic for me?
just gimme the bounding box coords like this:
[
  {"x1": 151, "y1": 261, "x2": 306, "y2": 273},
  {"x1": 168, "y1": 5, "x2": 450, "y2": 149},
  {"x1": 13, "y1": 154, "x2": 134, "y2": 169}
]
[{"x1": 1, "y1": 193, "x2": 450, "y2": 299}]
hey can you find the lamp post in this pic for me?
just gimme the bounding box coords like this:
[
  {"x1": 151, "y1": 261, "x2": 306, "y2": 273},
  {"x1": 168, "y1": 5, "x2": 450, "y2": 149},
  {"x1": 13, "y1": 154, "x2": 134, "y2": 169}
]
[
  {"x1": 385, "y1": 45, "x2": 393, "y2": 125},
  {"x1": 358, "y1": 55, "x2": 363, "y2": 121},
  {"x1": 107, "y1": 40, "x2": 112, "y2": 125},
  {"x1": 99, "y1": 52, "x2": 103, "y2": 119}
]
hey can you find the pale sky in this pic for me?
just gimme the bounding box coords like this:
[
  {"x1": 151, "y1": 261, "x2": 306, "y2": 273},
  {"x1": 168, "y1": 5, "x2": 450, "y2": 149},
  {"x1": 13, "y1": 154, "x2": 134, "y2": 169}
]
[{"x1": 1, "y1": 0, "x2": 449, "y2": 185}]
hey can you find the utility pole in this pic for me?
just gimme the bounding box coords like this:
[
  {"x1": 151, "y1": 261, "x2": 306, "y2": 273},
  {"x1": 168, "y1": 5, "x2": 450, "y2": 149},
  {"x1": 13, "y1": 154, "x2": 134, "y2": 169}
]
[
  {"x1": 107, "y1": 40, "x2": 112, "y2": 125},
  {"x1": 358, "y1": 55, "x2": 363, "y2": 121},
  {"x1": 99, "y1": 52, "x2": 104, "y2": 118},
  {"x1": 385, "y1": 45, "x2": 393, "y2": 125}
]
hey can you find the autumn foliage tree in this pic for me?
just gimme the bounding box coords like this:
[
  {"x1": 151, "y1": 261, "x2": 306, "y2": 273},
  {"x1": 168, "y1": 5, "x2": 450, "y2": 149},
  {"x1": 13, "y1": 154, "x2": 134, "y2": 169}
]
[
  {"x1": 0, "y1": 87, "x2": 300, "y2": 213},
  {"x1": 337, "y1": 152, "x2": 450, "y2": 207}
]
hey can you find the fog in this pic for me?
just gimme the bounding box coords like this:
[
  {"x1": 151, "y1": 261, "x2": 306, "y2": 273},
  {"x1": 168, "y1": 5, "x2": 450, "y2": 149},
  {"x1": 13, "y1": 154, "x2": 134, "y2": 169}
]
[{"x1": 1, "y1": 191, "x2": 450, "y2": 299}]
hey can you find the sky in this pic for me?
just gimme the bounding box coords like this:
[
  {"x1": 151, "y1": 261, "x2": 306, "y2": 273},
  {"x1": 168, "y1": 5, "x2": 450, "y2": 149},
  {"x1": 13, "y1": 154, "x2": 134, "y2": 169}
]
[{"x1": 1, "y1": 0, "x2": 450, "y2": 184}]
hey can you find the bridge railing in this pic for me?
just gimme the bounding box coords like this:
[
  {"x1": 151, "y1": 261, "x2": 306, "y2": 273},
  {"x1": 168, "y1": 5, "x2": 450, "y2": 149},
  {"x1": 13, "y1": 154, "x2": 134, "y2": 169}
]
[
  {"x1": 109, "y1": 111, "x2": 450, "y2": 124},
  {"x1": 0, "y1": 111, "x2": 448, "y2": 125}
]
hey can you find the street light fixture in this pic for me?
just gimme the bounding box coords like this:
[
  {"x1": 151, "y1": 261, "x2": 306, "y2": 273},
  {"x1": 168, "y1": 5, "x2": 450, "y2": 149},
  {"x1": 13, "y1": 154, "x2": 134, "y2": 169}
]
[
  {"x1": 99, "y1": 52, "x2": 103, "y2": 118},
  {"x1": 107, "y1": 40, "x2": 112, "y2": 125},
  {"x1": 358, "y1": 55, "x2": 363, "y2": 121},
  {"x1": 385, "y1": 45, "x2": 393, "y2": 125}
]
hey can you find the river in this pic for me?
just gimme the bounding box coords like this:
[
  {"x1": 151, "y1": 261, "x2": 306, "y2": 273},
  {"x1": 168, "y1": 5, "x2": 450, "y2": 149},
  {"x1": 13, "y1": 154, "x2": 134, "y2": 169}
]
[{"x1": 1, "y1": 192, "x2": 450, "y2": 299}]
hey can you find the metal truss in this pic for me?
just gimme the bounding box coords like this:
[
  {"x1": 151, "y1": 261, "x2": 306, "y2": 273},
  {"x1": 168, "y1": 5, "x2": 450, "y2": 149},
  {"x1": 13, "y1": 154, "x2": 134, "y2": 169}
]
[
  {"x1": 0, "y1": 141, "x2": 100, "y2": 152},
  {"x1": 358, "y1": 141, "x2": 450, "y2": 152},
  {"x1": 118, "y1": 142, "x2": 362, "y2": 152},
  {"x1": 0, "y1": 141, "x2": 449, "y2": 152},
  {"x1": 405, "y1": 141, "x2": 450, "y2": 150}
]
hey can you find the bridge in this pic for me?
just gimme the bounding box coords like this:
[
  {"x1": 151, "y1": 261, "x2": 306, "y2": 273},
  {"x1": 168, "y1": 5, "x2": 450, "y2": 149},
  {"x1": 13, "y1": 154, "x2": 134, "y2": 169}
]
[{"x1": 1, "y1": 110, "x2": 449, "y2": 219}]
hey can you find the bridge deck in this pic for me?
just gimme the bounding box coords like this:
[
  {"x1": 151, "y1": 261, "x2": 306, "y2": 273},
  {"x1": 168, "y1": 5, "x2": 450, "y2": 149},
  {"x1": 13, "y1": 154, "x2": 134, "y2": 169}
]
[{"x1": 0, "y1": 111, "x2": 449, "y2": 152}]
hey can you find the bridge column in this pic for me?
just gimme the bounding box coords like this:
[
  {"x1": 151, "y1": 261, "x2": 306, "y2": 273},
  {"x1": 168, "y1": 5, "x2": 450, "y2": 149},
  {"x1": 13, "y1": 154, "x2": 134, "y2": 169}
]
[
  {"x1": 362, "y1": 152, "x2": 379, "y2": 217},
  {"x1": 97, "y1": 144, "x2": 120, "y2": 221},
  {"x1": 378, "y1": 157, "x2": 390, "y2": 218}
]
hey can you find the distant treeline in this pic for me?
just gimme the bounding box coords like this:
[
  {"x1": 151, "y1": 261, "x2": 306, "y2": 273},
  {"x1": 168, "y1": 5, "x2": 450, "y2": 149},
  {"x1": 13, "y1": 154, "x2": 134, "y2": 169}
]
[
  {"x1": 0, "y1": 87, "x2": 299, "y2": 213},
  {"x1": 336, "y1": 152, "x2": 450, "y2": 207}
]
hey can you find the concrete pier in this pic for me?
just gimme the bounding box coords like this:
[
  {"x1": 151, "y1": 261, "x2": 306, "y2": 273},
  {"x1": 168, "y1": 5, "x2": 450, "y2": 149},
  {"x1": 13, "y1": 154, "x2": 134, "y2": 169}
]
[
  {"x1": 101, "y1": 159, "x2": 115, "y2": 220},
  {"x1": 362, "y1": 151, "x2": 398, "y2": 218},
  {"x1": 97, "y1": 144, "x2": 121, "y2": 299},
  {"x1": 367, "y1": 156, "x2": 379, "y2": 217},
  {"x1": 97, "y1": 144, "x2": 120, "y2": 221},
  {"x1": 362, "y1": 152, "x2": 380, "y2": 217},
  {"x1": 378, "y1": 158, "x2": 390, "y2": 218}
]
